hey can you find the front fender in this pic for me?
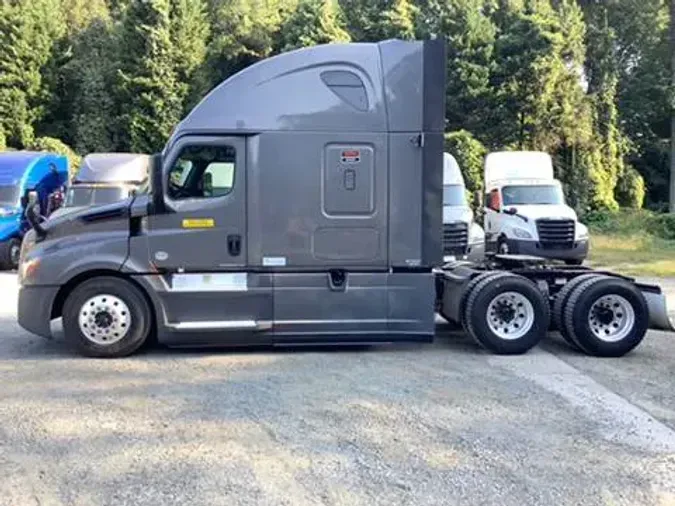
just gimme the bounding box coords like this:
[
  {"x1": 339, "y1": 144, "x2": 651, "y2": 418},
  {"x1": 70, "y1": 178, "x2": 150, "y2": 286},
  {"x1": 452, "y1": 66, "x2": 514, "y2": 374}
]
[{"x1": 20, "y1": 231, "x2": 129, "y2": 287}]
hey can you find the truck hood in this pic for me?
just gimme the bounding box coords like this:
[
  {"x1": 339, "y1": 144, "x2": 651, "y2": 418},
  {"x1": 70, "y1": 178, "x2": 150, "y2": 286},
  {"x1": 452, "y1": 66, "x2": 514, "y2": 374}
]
[
  {"x1": 47, "y1": 205, "x2": 88, "y2": 221},
  {"x1": 36, "y1": 197, "x2": 136, "y2": 244},
  {"x1": 443, "y1": 205, "x2": 472, "y2": 224},
  {"x1": 506, "y1": 204, "x2": 577, "y2": 221}
]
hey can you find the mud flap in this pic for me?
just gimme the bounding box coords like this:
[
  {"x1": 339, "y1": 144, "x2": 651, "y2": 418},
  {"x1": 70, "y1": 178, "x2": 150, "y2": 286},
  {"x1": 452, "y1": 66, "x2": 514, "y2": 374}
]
[{"x1": 642, "y1": 290, "x2": 675, "y2": 332}]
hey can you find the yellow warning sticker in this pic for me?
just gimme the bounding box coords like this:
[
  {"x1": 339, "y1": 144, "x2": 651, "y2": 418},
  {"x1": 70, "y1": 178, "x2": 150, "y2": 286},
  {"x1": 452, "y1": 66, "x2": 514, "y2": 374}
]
[{"x1": 182, "y1": 218, "x2": 215, "y2": 229}]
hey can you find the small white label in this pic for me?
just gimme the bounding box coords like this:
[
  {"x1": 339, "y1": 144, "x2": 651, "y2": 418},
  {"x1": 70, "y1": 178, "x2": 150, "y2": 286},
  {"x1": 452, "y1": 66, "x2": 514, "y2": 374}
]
[
  {"x1": 171, "y1": 273, "x2": 247, "y2": 292},
  {"x1": 263, "y1": 256, "x2": 287, "y2": 267},
  {"x1": 155, "y1": 251, "x2": 169, "y2": 261},
  {"x1": 405, "y1": 259, "x2": 421, "y2": 267}
]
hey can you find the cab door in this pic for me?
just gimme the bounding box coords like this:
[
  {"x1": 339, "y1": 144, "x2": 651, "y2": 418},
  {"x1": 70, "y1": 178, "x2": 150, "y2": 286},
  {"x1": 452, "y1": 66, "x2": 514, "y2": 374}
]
[
  {"x1": 145, "y1": 135, "x2": 273, "y2": 342},
  {"x1": 148, "y1": 135, "x2": 246, "y2": 270}
]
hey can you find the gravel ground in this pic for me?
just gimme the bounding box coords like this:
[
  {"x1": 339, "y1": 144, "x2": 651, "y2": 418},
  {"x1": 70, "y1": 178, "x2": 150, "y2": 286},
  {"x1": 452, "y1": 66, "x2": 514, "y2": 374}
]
[{"x1": 0, "y1": 273, "x2": 674, "y2": 506}]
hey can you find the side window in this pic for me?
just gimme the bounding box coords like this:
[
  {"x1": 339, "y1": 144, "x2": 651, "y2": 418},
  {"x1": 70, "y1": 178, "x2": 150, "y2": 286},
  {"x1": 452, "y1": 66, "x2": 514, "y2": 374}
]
[{"x1": 167, "y1": 144, "x2": 236, "y2": 200}]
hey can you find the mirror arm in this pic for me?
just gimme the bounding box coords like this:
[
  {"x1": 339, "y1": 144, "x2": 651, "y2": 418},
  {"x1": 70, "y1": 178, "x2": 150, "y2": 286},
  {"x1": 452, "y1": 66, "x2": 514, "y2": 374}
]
[{"x1": 25, "y1": 203, "x2": 46, "y2": 240}]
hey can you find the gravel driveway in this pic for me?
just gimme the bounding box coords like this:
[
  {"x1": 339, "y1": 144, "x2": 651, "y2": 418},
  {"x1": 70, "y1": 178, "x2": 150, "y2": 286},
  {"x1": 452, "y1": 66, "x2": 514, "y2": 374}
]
[{"x1": 0, "y1": 273, "x2": 673, "y2": 506}]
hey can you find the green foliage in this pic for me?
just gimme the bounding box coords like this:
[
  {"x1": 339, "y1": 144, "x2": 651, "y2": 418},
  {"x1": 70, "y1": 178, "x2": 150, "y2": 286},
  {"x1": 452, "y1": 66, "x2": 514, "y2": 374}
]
[
  {"x1": 277, "y1": 0, "x2": 350, "y2": 52},
  {"x1": 444, "y1": 130, "x2": 487, "y2": 198},
  {"x1": 0, "y1": 0, "x2": 65, "y2": 147},
  {"x1": 0, "y1": 0, "x2": 668, "y2": 213},
  {"x1": 27, "y1": 136, "x2": 81, "y2": 177},
  {"x1": 616, "y1": 165, "x2": 646, "y2": 209},
  {"x1": 339, "y1": 0, "x2": 417, "y2": 41},
  {"x1": 203, "y1": 0, "x2": 297, "y2": 88},
  {"x1": 117, "y1": 0, "x2": 209, "y2": 153},
  {"x1": 416, "y1": 0, "x2": 496, "y2": 138},
  {"x1": 585, "y1": 208, "x2": 675, "y2": 241}
]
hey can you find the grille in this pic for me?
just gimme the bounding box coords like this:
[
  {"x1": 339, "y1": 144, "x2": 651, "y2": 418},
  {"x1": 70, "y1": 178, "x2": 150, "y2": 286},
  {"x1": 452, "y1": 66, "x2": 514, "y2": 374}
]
[
  {"x1": 443, "y1": 222, "x2": 468, "y2": 255},
  {"x1": 536, "y1": 218, "x2": 575, "y2": 249}
]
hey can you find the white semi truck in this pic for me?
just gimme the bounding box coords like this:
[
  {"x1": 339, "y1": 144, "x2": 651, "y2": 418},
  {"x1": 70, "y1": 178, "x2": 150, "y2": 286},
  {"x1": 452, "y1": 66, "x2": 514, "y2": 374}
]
[
  {"x1": 442, "y1": 152, "x2": 484, "y2": 263},
  {"x1": 483, "y1": 151, "x2": 589, "y2": 265}
]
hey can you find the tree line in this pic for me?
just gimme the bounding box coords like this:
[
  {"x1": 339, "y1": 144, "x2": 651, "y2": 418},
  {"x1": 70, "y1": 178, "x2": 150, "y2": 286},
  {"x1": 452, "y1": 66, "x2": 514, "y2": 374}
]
[{"x1": 0, "y1": 0, "x2": 670, "y2": 214}]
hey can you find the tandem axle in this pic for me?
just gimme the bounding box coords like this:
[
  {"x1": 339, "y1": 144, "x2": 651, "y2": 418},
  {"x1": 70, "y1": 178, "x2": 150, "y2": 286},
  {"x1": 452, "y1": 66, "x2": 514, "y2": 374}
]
[{"x1": 435, "y1": 254, "x2": 674, "y2": 357}]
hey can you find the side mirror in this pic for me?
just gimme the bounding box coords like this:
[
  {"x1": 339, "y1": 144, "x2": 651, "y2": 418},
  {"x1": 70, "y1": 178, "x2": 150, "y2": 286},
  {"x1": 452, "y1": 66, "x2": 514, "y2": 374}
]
[
  {"x1": 22, "y1": 190, "x2": 46, "y2": 239},
  {"x1": 21, "y1": 190, "x2": 38, "y2": 209}
]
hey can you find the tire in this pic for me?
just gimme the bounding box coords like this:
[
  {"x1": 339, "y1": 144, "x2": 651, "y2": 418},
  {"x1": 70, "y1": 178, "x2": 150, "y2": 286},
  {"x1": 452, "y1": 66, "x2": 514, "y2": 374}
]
[
  {"x1": 62, "y1": 276, "x2": 152, "y2": 358},
  {"x1": 464, "y1": 273, "x2": 549, "y2": 354},
  {"x1": 0, "y1": 238, "x2": 21, "y2": 270},
  {"x1": 459, "y1": 271, "x2": 509, "y2": 333},
  {"x1": 497, "y1": 237, "x2": 509, "y2": 255},
  {"x1": 562, "y1": 276, "x2": 649, "y2": 357},
  {"x1": 564, "y1": 259, "x2": 584, "y2": 266},
  {"x1": 552, "y1": 273, "x2": 607, "y2": 344}
]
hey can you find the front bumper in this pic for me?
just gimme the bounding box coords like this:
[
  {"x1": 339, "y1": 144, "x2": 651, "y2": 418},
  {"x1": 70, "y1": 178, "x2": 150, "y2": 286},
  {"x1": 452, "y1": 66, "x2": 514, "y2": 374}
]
[
  {"x1": 17, "y1": 285, "x2": 59, "y2": 338},
  {"x1": 506, "y1": 238, "x2": 589, "y2": 260}
]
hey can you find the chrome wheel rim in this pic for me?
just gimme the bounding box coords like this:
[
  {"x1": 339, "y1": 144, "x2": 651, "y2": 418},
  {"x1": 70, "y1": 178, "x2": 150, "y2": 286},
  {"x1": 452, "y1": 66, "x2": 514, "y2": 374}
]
[
  {"x1": 78, "y1": 294, "x2": 131, "y2": 345},
  {"x1": 588, "y1": 295, "x2": 635, "y2": 342},
  {"x1": 486, "y1": 291, "x2": 535, "y2": 340}
]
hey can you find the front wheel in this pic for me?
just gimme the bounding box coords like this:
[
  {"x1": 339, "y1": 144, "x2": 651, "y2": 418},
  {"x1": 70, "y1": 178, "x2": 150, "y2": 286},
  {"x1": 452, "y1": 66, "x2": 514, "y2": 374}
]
[
  {"x1": 564, "y1": 258, "x2": 584, "y2": 266},
  {"x1": 497, "y1": 237, "x2": 509, "y2": 255},
  {"x1": 62, "y1": 276, "x2": 152, "y2": 358},
  {"x1": 0, "y1": 238, "x2": 21, "y2": 270},
  {"x1": 463, "y1": 273, "x2": 549, "y2": 354}
]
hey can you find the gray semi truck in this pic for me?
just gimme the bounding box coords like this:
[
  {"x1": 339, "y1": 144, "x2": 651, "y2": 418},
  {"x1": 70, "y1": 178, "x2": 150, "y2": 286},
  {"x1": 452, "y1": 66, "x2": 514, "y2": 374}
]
[{"x1": 15, "y1": 39, "x2": 674, "y2": 358}]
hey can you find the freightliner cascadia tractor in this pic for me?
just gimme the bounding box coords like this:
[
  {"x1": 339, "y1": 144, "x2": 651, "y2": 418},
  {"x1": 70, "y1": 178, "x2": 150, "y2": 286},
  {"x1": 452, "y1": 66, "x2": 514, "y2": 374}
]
[{"x1": 15, "y1": 39, "x2": 674, "y2": 358}]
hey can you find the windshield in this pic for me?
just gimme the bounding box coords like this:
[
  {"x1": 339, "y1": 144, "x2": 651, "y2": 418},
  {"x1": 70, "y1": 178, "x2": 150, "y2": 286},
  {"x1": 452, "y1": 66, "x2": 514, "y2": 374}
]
[
  {"x1": 443, "y1": 185, "x2": 466, "y2": 206},
  {"x1": 0, "y1": 185, "x2": 20, "y2": 208},
  {"x1": 65, "y1": 186, "x2": 127, "y2": 207},
  {"x1": 501, "y1": 185, "x2": 564, "y2": 206}
]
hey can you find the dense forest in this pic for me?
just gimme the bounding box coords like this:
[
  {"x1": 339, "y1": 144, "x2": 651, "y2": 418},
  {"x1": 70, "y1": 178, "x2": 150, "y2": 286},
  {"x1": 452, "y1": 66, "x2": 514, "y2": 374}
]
[{"x1": 0, "y1": 0, "x2": 671, "y2": 215}]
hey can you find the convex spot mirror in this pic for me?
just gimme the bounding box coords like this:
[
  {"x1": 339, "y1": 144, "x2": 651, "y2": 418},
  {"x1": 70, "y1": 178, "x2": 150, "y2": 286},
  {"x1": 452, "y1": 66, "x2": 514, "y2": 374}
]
[{"x1": 20, "y1": 190, "x2": 38, "y2": 209}]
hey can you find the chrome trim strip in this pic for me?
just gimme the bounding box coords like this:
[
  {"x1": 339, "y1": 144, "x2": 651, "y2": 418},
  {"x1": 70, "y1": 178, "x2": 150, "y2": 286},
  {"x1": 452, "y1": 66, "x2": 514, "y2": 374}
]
[{"x1": 167, "y1": 320, "x2": 269, "y2": 331}]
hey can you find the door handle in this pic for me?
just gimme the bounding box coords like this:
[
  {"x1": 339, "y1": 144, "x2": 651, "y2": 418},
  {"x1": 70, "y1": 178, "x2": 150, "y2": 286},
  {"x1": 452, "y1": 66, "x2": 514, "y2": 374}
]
[{"x1": 227, "y1": 234, "x2": 241, "y2": 256}]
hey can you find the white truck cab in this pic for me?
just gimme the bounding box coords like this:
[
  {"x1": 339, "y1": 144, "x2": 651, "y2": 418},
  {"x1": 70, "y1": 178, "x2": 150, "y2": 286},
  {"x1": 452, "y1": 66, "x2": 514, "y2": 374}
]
[
  {"x1": 442, "y1": 152, "x2": 485, "y2": 263},
  {"x1": 483, "y1": 151, "x2": 589, "y2": 265}
]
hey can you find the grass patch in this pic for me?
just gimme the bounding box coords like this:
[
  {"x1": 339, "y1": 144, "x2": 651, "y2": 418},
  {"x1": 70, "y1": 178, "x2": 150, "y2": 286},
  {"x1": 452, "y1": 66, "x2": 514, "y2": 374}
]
[{"x1": 588, "y1": 233, "x2": 675, "y2": 277}]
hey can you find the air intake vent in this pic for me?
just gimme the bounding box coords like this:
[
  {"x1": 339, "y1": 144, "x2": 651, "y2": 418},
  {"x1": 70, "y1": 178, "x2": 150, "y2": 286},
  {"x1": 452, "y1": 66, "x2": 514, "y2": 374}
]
[
  {"x1": 536, "y1": 219, "x2": 575, "y2": 249},
  {"x1": 443, "y1": 222, "x2": 468, "y2": 255}
]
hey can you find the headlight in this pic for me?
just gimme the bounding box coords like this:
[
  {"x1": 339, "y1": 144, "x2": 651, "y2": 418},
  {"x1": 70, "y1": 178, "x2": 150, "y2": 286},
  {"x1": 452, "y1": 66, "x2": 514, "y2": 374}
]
[
  {"x1": 513, "y1": 227, "x2": 532, "y2": 239},
  {"x1": 18, "y1": 257, "x2": 40, "y2": 284},
  {"x1": 577, "y1": 225, "x2": 589, "y2": 240}
]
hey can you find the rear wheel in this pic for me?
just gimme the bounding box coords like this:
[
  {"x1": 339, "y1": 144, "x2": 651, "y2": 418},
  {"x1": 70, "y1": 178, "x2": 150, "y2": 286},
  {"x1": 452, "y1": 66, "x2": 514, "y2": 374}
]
[
  {"x1": 0, "y1": 238, "x2": 21, "y2": 270},
  {"x1": 459, "y1": 271, "x2": 508, "y2": 332},
  {"x1": 562, "y1": 276, "x2": 648, "y2": 357},
  {"x1": 464, "y1": 273, "x2": 549, "y2": 354},
  {"x1": 552, "y1": 273, "x2": 606, "y2": 343},
  {"x1": 62, "y1": 276, "x2": 152, "y2": 358}
]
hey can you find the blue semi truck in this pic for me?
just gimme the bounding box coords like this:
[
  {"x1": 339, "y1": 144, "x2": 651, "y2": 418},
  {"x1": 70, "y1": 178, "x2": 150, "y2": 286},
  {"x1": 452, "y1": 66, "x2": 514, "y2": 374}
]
[{"x1": 0, "y1": 151, "x2": 68, "y2": 270}]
